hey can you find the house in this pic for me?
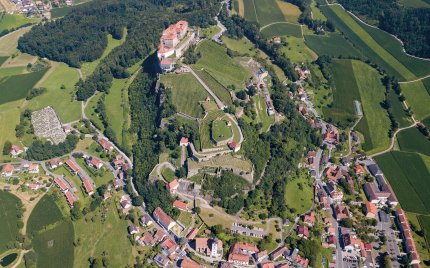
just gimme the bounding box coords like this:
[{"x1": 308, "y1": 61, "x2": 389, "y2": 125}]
[
  {"x1": 139, "y1": 214, "x2": 153, "y2": 227},
  {"x1": 325, "y1": 235, "x2": 337, "y2": 248},
  {"x1": 161, "y1": 237, "x2": 178, "y2": 255},
  {"x1": 272, "y1": 36, "x2": 281, "y2": 44},
  {"x1": 396, "y1": 208, "x2": 420, "y2": 265},
  {"x1": 65, "y1": 191, "x2": 75, "y2": 207},
  {"x1": 363, "y1": 181, "x2": 397, "y2": 207},
  {"x1": 63, "y1": 125, "x2": 72, "y2": 133},
  {"x1": 26, "y1": 183, "x2": 42, "y2": 190},
  {"x1": 87, "y1": 157, "x2": 103, "y2": 169},
  {"x1": 260, "y1": 262, "x2": 275, "y2": 268},
  {"x1": 54, "y1": 177, "x2": 68, "y2": 192},
  {"x1": 180, "y1": 258, "x2": 201, "y2": 268},
  {"x1": 355, "y1": 165, "x2": 365, "y2": 176},
  {"x1": 294, "y1": 255, "x2": 309, "y2": 268},
  {"x1": 28, "y1": 163, "x2": 39, "y2": 173},
  {"x1": 83, "y1": 180, "x2": 94, "y2": 195},
  {"x1": 137, "y1": 231, "x2": 156, "y2": 246},
  {"x1": 367, "y1": 164, "x2": 383, "y2": 177},
  {"x1": 120, "y1": 196, "x2": 131, "y2": 213},
  {"x1": 153, "y1": 229, "x2": 167, "y2": 242},
  {"x1": 298, "y1": 104, "x2": 308, "y2": 116},
  {"x1": 154, "y1": 253, "x2": 170, "y2": 267},
  {"x1": 167, "y1": 179, "x2": 179, "y2": 192},
  {"x1": 173, "y1": 200, "x2": 188, "y2": 211},
  {"x1": 342, "y1": 233, "x2": 367, "y2": 259},
  {"x1": 194, "y1": 238, "x2": 223, "y2": 257},
  {"x1": 1, "y1": 164, "x2": 14, "y2": 176},
  {"x1": 98, "y1": 139, "x2": 114, "y2": 152},
  {"x1": 9, "y1": 144, "x2": 24, "y2": 157},
  {"x1": 325, "y1": 166, "x2": 346, "y2": 181},
  {"x1": 323, "y1": 124, "x2": 339, "y2": 144},
  {"x1": 334, "y1": 204, "x2": 350, "y2": 221},
  {"x1": 303, "y1": 211, "x2": 315, "y2": 227},
  {"x1": 254, "y1": 250, "x2": 268, "y2": 262},
  {"x1": 297, "y1": 225, "x2": 309, "y2": 239},
  {"x1": 228, "y1": 242, "x2": 258, "y2": 265},
  {"x1": 365, "y1": 202, "x2": 377, "y2": 219},
  {"x1": 65, "y1": 159, "x2": 79, "y2": 175},
  {"x1": 187, "y1": 228, "x2": 199, "y2": 240},
  {"x1": 228, "y1": 253, "x2": 249, "y2": 266},
  {"x1": 49, "y1": 158, "x2": 63, "y2": 169},
  {"x1": 228, "y1": 141, "x2": 241, "y2": 152},
  {"x1": 331, "y1": 190, "x2": 344, "y2": 202},
  {"x1": 112, "y1": 155, "x2": 125, "y2": 169},
  {"x1": 153, "y1": 207, "x2": 176, "y2": 231},
  {"x1": 103, "y1": 191, "x2": 111, "y2": 200},
  {"x1": 128, "y1": 225, "x2": 140, "y2": 235},
  {"x1": 341, "y1": 157, "x2": 351, "y2": 166},
  {"x1": 270, "y1": 246, "x2": 288, "y2": 260},
  {"x1": 179, "y1": 137, "x2": 189, "y2": 146}
]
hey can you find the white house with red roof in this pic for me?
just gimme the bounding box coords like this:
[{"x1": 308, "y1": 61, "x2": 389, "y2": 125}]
[
  {"x1": 167, "y1": 179, "x2": 179, "y2": 193},
  {"x1": 87, "y1": 157, "x2": 103, "y2": 169},
  {"x1": 9, "y1": 144, "x2": 24, "y2": 157},
  {"x1": 54, "y1": 177, "x2": 68, "y2": 192},
  {"x1": 228, "y1": 141, "x2": 241, "y2": 153},
  {"x1": 49, "y1": 158, "x2": 63, "y2": 169},
  {"x1": 98, "y1": 138, "x2": 114, "y2": 152},
  {"x1": 26, "y1": 182, "x2": 42, "y2": 190},
  {"x1": 179, "y1": 137, "x2": 189, "y2": 147},
  {"x1": 82, "y1": 179, "x2": 94, "y2": 195},
  {"x1": 153, "y1": 207, "x2": 177, "y2": 231},
  {"x1": 1, "y1": 164, "x2": 14, "y2": 176},
  {"x1": 65, "y1": 191, "x2": 75, "y2": 207},
  {"x1": 65, "y1": 159, "x2": 79, "y2": 175},
  {"x1": 28, "y1": 163, "x2": 39, "y2": 174},
  {"x1": 173, "y1": 200, "x2": 188, "y2": 211}
]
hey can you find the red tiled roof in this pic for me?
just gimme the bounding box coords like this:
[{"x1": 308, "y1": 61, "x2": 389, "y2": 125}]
[
  {"x1": 65, "y1": 159, "x2": 79, "y2": 172},
  {"x1": 180, "y1": 137, "x2": 189, "y2": 144},
  {"x1": 228, "y1": 253, "x2": 249, "y2": 262},
  {"x1": 153, "y1": 207, "x2": 174, "y2": 230},
  {"x1": 65, "y1": 191, "x2": 75, "y2": 206},
  {"x1": 180, "y1": 258, "x2": 201, "y2": 268},
  {"x1": 54, "y1": 177, "x2": 68, "y2": 191},
  {"x1": 261, "y1": 262, "x2": 275, "y2": 268},
  {"x1": 173, "y1": 200, "x2": 187, "y2": 210},
  {"x1": 297, "y1": 225, "x2": 309, "y2": 237},
  {"x1": 187, "y1": 228, "x2": 199, "y2": 240},
  {"x1": 2, "y1": 164, "x2": 14, "y2": 173},
  {"x1": 83, "y1": 180, "x2": 93, "y2": 194},
  {"x1": 365, "y1": 202, "x2": 377, "y2": 216},
  {"x1": 90, "y1": 157, "x2": 102, "y2": 167},
  {"x1": 167, "y1": 179, "x2": 179, "y2": 191},
  {"x1": 98, "y1": 139, "x2": 113, "y2": 151}
]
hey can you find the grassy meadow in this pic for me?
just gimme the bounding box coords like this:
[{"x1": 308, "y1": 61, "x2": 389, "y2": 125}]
[
  {"x1": 397, "y1": 127, "x2": 430, "y2": 157},
  {"x1": 387, "y1": 90, "x2": 411, "y2": 128},
  {"x1": 0, "y1": 191, "x2": 22, "y2": 254},
  {"x1": 276, "y1": 0, "x2": 301, "y2": 23},
  {"x1": 199, "y1": 109, "x2": 227, "y2": 150},
  {"x1": 280, "y1": 36, "x2": 317, "y2": 63},
  {"x1": 261, "y1": 23, "x2": 302, "y2": 38},
  {"x1": 304, "y1": 33, "x2": 363, "y2": 58},
  {"x1": 221, "y1": 36, "x2": 256, "y2": 56},
  {"x1": 50, "y1": 6, "x2": 74, "y2": 19},
  {"x1": 254, "y1": 94, "x2": 274, "y2": 132},
  {"x1": 0, "y1": 69, "x2": 47, "y2": 105},
  {"x1": 285, "y1": 173, "x2": 314, "y2": 215},
  {"x1": 160, "y1": 73, "x2": 207, "y2": 118},
  {"x1": 194, "y1": 69, "x2": 233, "y2": 106},
  {"x1": 27, "y1": 195, "x2": 64, "y2": 234},
  {"x1": 0, "y1": 27, "x2": 31, "y2": 56},
  {"x1": 375, "y1": 151, "x2": 430, "y2": 215},
  {"x1": 104, "y1": 78, "x2": 128, "y2": 143},
  {"x1": 400, "y1": 81, "x2": 430, "y2": 121},
  {"x1": 0, "y1": 13, "x2": 39, "y2": 32},
  {"x1": 195, "y1": 40, "x2": 251, "y2": 90},
  {"x1": 85, "y1": 92, "x2": 105, "y2": 132}
]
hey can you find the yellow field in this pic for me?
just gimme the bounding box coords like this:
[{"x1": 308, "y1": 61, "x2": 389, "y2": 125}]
[
  {"x1": 238, "y1": 0, "x2": 245, "y2": 16},
  {"x1": 276, "y1": 0, "x2": 301, "y2": 23}
]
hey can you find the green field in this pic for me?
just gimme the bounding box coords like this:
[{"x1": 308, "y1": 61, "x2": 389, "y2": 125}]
[
  {"x1": 0, "y1": 69, "x2": 47, "y2": 105},
  {"x1": 26, "y1": 63, "x2": 81, "y2": 123},
  {"x1": 400, "y1": 0, "x2": 430, "y2": 7},
  {"x1": 0, "y1": 66, "x2": 27, "y2": 78},
  {"x1": 397, "y1": 127, "x2": 430, "y2": 157},
  {"x1": 400, "y1": 81, "x2": 430, "y2": 120},
  {"x1": 212, "y1": 118, "x2": 233, "y2": 143},
  {"x1": 319, "y1": 5, "x2": 430, "y2": 81},
  {"x1": 221, "y1": 36, "x2": 256, "y2": 56},
  {"x1": 200, "y1": 25, "x2": 221, "y2": 39},
  {"x1": 285, "y1": 173, "x2": 314, "y2": 215},
  {"x1": 352, "y1": 60, "x2": 390, "y2": 154},
  {"x1": 199, "y1": 109, "x2": 226, "y2": 149},
  {"x1": 32, "y1": 220, "x2": 74, "y2": 268},
  {"x1": 160, "y1": 73, "x2": 207, "y2": 118},
  {"x1": 304, "y1": 33, "x2": 363, "y2": 58},
  {"x1": 0, "y1": 13, "x2": 39, "y2": 32},
  {"x1": 276, "y1": 0, "x2": 302, "y2": 23},
  {"x1": 0, "y1": 56, "x2": 8, "y2": 65},
  {"x1": 254, "y1": 94, "x2": 274, "y2": 132},
  {"x1": 50, "y1": 6, "x2": 74, "y2": 18},
  {"x1": 73, "y1": 200, "x2": 134, "y2": 267},
  {"x1": 375, "y1": 151, "x2": 430, "y2": 214},
  {"x1": 280, "y1": 36, "x2": 317, "y2": 63},
  {"x1": 161, "y1": 168, "x2": 176, "y2": 182},
  {"x1": 243, "y1": 0, "x2": 285, "y2": 26},
  {"x1": 81, "y1": 30, "x2": 127, "y2": 78},
  {"x1": 323, "y1": 59, "x2": 359, "y2": 123},
  {"x1": 27, "y1": 195, "x2": 64, "y2": 234},
  {"x1": 195, "y1": 40, "x2": 251, "y2": 90},
  {"x1": 418, "y1": 215, "x2": 430, "y2": 253},
  {"x1": 85, "y1": 92, "x2": 105, "y2": 131},
  {"x1": 387, "y1": 89, "x2": 411, "y2": 128},
  {"x1": 104, "y1": 78, "x2": 128, "y2": 143},
  {"x1": 0, "y1": 27, "x2": 31, "y2": 56},
  {"x1": 193, "y1": 69, "x2": 233, "y2": 106},
  {"x1": 0, "y1": 191, "x2": 21, "y2": 254},
  {"x1": 261, "y1": 23, "x2": 302, "y2": 38}
]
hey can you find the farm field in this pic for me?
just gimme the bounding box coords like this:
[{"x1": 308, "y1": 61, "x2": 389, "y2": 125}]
[
  {"x1": 195, "y1": 40, "x2": 251, "y2": 90},
  {"x1": 319, "y1": 5, "x2": 425, "y2": 81},
  {"x1": 323, "y1": 59, "x2": 359, "y2": 124},
  {"x1": 221, "y1": 36, "x2": 256, "y2": 56},
  {"x1": 73, "y1": 199, "x2": 135, "y2": 268},
  {"x1": 352, "y1": 60, "x2": 390, "y2": 154},
  {"x1": 193, "y1": 69, "x2": 233, "y2": 106},
  {"x1": 160, "y1": 73, "x2": 207, "y2": 118},
  {"x1": 0, "y1": 191, "x2": 22, "y2": 254},
  {"x1": 400, "y1": 81, "x2": 430, "y2": 120},
  {"x1": 0, "y1": 27, "x2": 31, "y2": 55},
  {"x1": 31, "y1": 220, "x2": 74, "y2": 268},
  {"x1": 26, "y1": 63, "x2": 81, "y2": 123},
  {"x1": 304, "y1": 33, "x2": 363, "y2": 58},
  {"x1": 261, "y1": 23, "x2": 302, "y2": 38},
  {"x1": 387, "y1": 90, "x2": 411, "y2": 128},
  {"x1": 0, "y1": 56, "x2": 8, "y2": 65},
  {"x1": 0, "y1": 13, "x2": 39, "y2": 32},
  {"x1": 81, "y1": 30, "x2": 127, "y2": 78},
  {"x1": 280, "y1": 36, "x2": 317, "y2": 64},
  {"x1": 285, "y1": 173, "x2": 313, "y2": 215},
  {"x1": 0, "y1": 69, "x2": 47, "y2": 105},
  {"x1": 0, "y1": 100, "x2": 21, "y2": 150},
  {"x1": 50, "y1": 6, "x2": 74, "y2": 18},
  {"x1": 397, "y1": 127, "x2": 430, "y2": 157},
  {"x1": 27, "y1": 195, "x2": 63, "y2": 234},
  {"x1": 375, "y1": 151, "x2": 430, "y2": 214},
  {"x1": 0, "y1": 66, "x2": 27, "y2": 78},
  {"x1": 104, "y1": 78, "x2": 127, "y2": 144},
  {"x1": 243, "y1": 0, "x2": 286, "y2": 26},
  {"x1": 418, "y1": 215, "x2": 430, "y2": 252},
  {"x1": 276, "y1": 0, "x2": 301, "y2": 23}
]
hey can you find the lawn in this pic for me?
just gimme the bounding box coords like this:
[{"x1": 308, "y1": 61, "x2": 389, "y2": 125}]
[
  {"x1": 73, "y1": 200, "x2": 134, "y2": 268},
  {"x1": 352, "y1": 60, "x2": 390, "y2": 154},
  {"x1": 254, "y1": 94, "x2": 274, "y2": 132},
  {"x1": 0, "y1": 13, "x2": 39, "y2": 32},
  {"x1": 400, "y1": 81, "x2": 430, "y2": 120},
  {"x1": 418, "y1": 215, "x2": 430, "y2": 253},
  {"x1": 32, "y1": 220, "x2": 74, "y2": 268},
  {"x1": 212, "y1": 117, "x2": 233, "y2": 143},
  {"x1": 0, "y1": 100, "x2": 21, "y2": 151},
  {"x1": 27, "y1": 195, "x2": 63, "y2": 235},
  {"x1": 0, "y1": 191, "x2": 22, "y2": 254},
  {"x1": 0, "y1": 27, "x2": 31, "y2": 56},
  {"x1": 280, "y1": 36, "x2": 317, "y2": 63},
  {"x1": 193, "y1": 69, "x2": 233, "y2": 106},
  {"x1": 195, "y1": 40, "x2": 251, "y2": 90},
  {"x1": 199, "y1": 109, "x2": 226, "y2": 149},
  {"x1": 177, "y1": 211, "x2": 192, "y2": 227},
  {"x1": 104, "y1": 78, "x2": 127, "y2": 144},
  {"x1": 199, "y1": 25, "x2": 221, "y2": 39},
  {"x1": 285, "y1": 173, "x2": 314, "y2": 215},
  {"x1": 397, "y1": 127, "x2": 430, "y2": 157},
  {"x1": 0, "y1": 69, "x2": 47, "y2": 105},
  {"x1": 221, "y1": 36, "x2": 256, "y2": 56},
  {"x1": 375, "y1": 151, "x2": 430, "y2": 214},
  {"x1": 161, "y1": 168, "x2": 176, "y2": 182},
  {"x1": 50, "y1": 6, "x2": 74, "y2": 18},
  {"x1": 160, "y1": 73, "x2": 207, "y2": 118},
  {"x1": 0, "y1": 56, "x2": 8, "y2": 65},
  {"x1": 387, "y1": 89, "x2": 411, "y2": 128},
  {"x1": 304, "y1": 33, "x2": 363, "y2": 58},
  {"x1": 276, "y1": 0, "x2": 301, "y2": 23},
  {"x1": 0, "y1": 66, "x2": 28, "y2": 78},
  {"x1": 323, "y1": 59, "x2": 359, "y2": 124},
  {"x1": 243, "y1": 0, "x2": 258, "y2": 22},
  {"x1": 80, "y1": 30, "x2": 127, "y2": 78},
  {"x1": 261, "y1": 23, "x2": 302, "y2": 38},
  {"x1": 85, "y1": 92, "x2": 105, "y2": 132},
  {"x1": 26, "y1": 63, "x2": 81, "y2": 123},
  {"x1": 319, "y1": 5, "x2": 419, "y2": 81}
]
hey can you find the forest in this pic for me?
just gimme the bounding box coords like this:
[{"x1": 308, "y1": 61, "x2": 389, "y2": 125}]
[{"x1": 338, "y1": 0, "x2": 430, "y2": 57}]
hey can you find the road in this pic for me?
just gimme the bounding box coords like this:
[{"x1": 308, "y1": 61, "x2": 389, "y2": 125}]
[{"x1": 369, "y1": 122, "x2": 416, "y2": 158}]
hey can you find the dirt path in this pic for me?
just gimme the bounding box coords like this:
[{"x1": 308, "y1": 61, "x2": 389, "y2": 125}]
[
  {"x1": 259, "y1": 21, "x2": 302, "y2": 31},
  {"x1": 238, "y1": 0, "x2": 244, "y2": 16},
  {"x1": 398, "y1": 74, "x2": 430, "y2": 84}
]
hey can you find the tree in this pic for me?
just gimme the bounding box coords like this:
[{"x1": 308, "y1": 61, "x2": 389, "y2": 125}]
[{"x1": 3, "y1": 140, "x2": 11, "y2": 155}]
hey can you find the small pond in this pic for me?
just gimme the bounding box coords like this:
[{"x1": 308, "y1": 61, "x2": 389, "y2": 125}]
[{"x1": 0, "y1": 253, "x2": 18, "y2": 267}]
